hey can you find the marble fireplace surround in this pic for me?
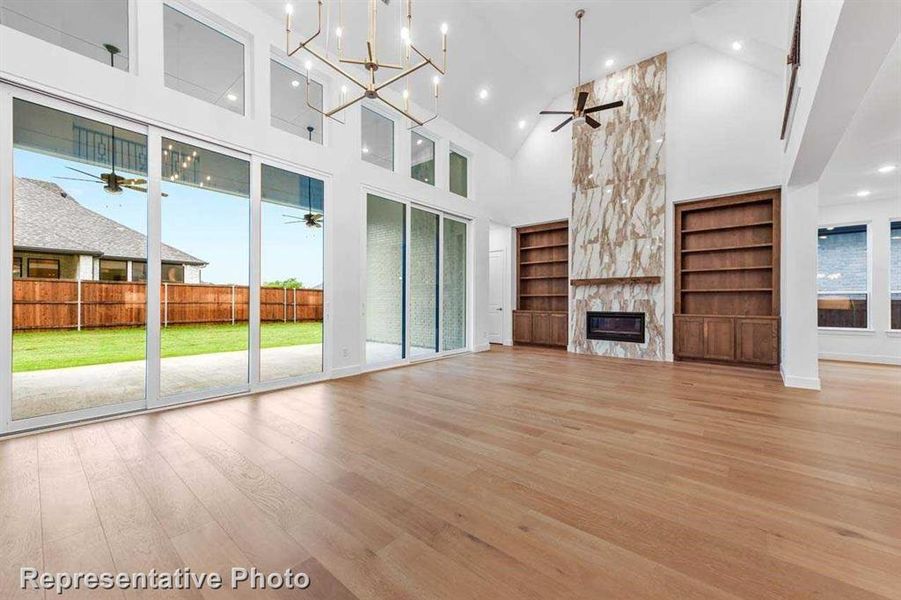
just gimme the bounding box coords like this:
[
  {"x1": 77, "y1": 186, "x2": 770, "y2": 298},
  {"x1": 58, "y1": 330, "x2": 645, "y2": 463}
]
[{"x1": 569, "y1": 53, "x2": 666, "y2": 360}]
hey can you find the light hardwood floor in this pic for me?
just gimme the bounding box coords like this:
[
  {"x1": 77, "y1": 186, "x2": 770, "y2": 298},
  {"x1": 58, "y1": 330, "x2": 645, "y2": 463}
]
[{"x1": 1, "y1": 346, "x2": 900, "y2": 599}]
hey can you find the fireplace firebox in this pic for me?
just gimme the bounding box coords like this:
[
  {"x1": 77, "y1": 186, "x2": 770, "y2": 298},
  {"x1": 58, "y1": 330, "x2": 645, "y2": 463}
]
[{"x1": 586, "y1": 311, "x2": 645, "y2": 343}]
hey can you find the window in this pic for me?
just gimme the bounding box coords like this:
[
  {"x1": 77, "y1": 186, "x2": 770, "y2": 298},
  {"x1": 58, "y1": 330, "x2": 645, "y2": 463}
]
[
  {"x1": 261, "y1": 164, "x2": 325, "y2": 381},
  {"x1": 161, "y1": 137, "x2": 250, "y2": 397},
  {"x1": 891, "y1": 221, "x2": 901, "y2": 330},
  {"x1": 270, "y1": 59, "x2": 323, "y2": 143},
  {"x1": 361, "y1": 107, "x2": 394, "y2": 170},
  {"x1": 449, "y1": 150, "x2": 468, "y2": 197},
  {"x1": 163, "y1": 5, "x2": 245, "y2": 115},
  {"x1": 0, "y1": 0, "x2": 129, "y2": 70},
  {"x1": 27, "y1": 258, "x2": 59, "y2": 279},
  {"x1": 442, "y1": 218, "x2": 467, "y2": 350},
  {"x1": 100, "y1": 259, "x2": 127, "y2": 282},
  {"x1": 366, "y1": 194, "x2": 405, "y2": 363},
  {"x1": 411, "y1": 132, "x2": 435, "y2": 185},
  {"x1": 12, "y1": 98, "x2": 148, "y2": 420},
  {"x1": 162, "y1": 263, "x2": 184, "y2": 283},
  {"x1": 817, "y1": 224, "x2": 868, "y2": 328},
  {"x1": 12, "y1": 257, "x2": 22, "y2": 278},
  {"x1": 410, "y1": 208, "x2": 439, "y2": 357},
  {"x1": 132, "y1": 261, "x2": 147, "y2": 282}
]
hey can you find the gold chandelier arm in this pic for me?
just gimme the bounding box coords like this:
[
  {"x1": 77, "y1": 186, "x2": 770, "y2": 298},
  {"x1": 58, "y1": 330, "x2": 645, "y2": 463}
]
[
  {"x1": 324, "y1": 91, "x2": 368, "y2": 118},
  {"x1": 304, "y1": 77, "x2": 347, "y2": 124},
  {"x1": 409, "y1": 41, "x2": 446, "y2": 75},
  {"x1": 374, "y1": 58, "x2": 431, "y2": 93},
  {"x1": 302, "y1": 45, "x2": 368, "y2": 93},
  {"x1": 379, "y1": 95, "x2": 425, "y2": 127},
  {"x1": 286, "y1": 0, "x2": 324, "y2": 58}
]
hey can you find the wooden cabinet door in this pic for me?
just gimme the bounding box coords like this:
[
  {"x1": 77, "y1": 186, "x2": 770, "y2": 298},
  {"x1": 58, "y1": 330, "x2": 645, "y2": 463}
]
[
  {"x1": 531, "y1": 312, "x2": 550, "y2": 344},
  {"x1": 674, "y1": 316, "x2": 704, "y2": 358},
  {"x1": 703, "y1": 317, "x2": 735, "y2": 361},
  {"x1": 735, "y1": 318, "x2": 779, "y2": 365},
  {"x1": 549, "y1": 313, "x2": 568, "y2": 347},
  {"x1": 512, "y1": 311, "x2": 532, "y2": 343}
]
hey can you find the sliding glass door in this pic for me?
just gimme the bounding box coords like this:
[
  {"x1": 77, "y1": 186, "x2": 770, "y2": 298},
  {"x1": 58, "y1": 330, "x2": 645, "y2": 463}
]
[
  {"x1": 160, "y1": 138, "x2": 250, "y2": 399},
  {"x1": 10, "y1": 99, "x2": 148, "y2": 422},
  {"x1": 260, "y1": 164, "x2": 324, "y2": 381},
  {"x1": 365, "y1": 194, "x2": 406, "y2": 364},
  {"x1": 365, "y1": 194, "x2": 468, "y2": 366}
]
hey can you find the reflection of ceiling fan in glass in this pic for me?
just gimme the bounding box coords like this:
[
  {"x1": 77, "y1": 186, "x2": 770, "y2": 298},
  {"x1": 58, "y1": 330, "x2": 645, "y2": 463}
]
[
  {"x1": 55, "y1": 126, "x2": 165, "y2": 196},
  {"x1": 284, "y1": 126, "x2": 322, "y2": 228}
]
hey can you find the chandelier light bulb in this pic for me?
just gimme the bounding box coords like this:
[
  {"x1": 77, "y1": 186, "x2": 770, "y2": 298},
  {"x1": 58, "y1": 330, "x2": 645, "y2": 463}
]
[
  {"x1": 341, "y1": 85, "x2": 348, "y2": 94},
  {"x1": 441, "y1": 23, "x2": 449, "y2": 35},
  {"x1": 304, "y1": 60, "x2": 312, "y2": 72},
  {"x1": 403, "y1": 89, "x2": 409, "y2": 99},
  {"x1": 335, "y1": 26, "x2": 342, "y2": 38},
  {"x1": 401, "y1": 27, "x2": 410, "y2": 41},
  {"x1": 433, "y1": 75, "x2": 441, "y2": 86},
  {"x1": 285, "y1": 3, "x2": 293, "y2": 15}
]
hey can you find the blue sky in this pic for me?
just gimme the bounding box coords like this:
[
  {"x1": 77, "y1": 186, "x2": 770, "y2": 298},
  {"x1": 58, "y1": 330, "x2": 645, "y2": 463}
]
[{"x1": 15, "y1": 149, "x2": 323, "y2": 287}]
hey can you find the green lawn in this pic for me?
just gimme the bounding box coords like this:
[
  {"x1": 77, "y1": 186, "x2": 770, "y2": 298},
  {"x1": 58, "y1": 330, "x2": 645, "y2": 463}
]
[{"x1": 13, "y1": 321, "x2": 322, "y2": 372}]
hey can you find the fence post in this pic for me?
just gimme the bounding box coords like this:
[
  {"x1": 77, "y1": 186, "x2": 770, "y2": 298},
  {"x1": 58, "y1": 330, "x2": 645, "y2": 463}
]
[
  {"x1": 76, "y1": 278, "x2": 82, "y2": 331},
  {"x1": 293, "y1": 288, "x2": 297, "y2": 323},
  {"x1": 283, "y1": 287, "x2": 288, "y2": 323},
  {"x1": 231, "y1": 284, "x2": 236, "y2": 325},
  {"x1": 163, "y1": 283, "x2": 168, "y2": 328}
]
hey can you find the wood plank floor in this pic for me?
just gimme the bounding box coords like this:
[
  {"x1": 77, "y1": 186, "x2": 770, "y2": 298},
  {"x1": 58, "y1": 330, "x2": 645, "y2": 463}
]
[{"x1": 1, "y1": 346, "x2": 900, "y2": 599}]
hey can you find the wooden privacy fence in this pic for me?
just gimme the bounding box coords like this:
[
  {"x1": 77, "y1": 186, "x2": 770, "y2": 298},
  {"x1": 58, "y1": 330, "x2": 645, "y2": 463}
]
[{"x1": 13, "y1": 278, "x2": 323, "y2": 331}]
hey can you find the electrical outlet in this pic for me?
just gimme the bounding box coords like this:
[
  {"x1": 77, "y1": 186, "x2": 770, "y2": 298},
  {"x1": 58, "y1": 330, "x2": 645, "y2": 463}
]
[{"x1": 342, "y1": 347, "x2": 350, "y2": 358}]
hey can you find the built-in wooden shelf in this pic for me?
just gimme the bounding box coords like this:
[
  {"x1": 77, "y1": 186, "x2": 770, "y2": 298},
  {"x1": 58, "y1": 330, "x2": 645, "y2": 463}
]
[
  {"x1": 681, "y1": 243, "x2": 772, "y2": 254},
  {"x1": 570, "y1": 276, "x2": 662, "y2": 286},
  {"x1": 520, "y1": 243, "x2": 568, "y2": 250},
  {"x1": 682, "y1": 288, "x2": 773, "y2": 293},
  {"x1": 681, "y1": 220, "x2": 773, "y2": 234},
  {"x1": 674, "y1": 189, "x2": 781, "y2": 367},
  {"x1": 681, "y1": 266, "x2": 772, "y2": 273},
  {"x1": 516, "y1": 220, "x2": 569, "y2": 347},
  {"x1": 520, "y1": 259, "x2": 569, "y2": 265}
]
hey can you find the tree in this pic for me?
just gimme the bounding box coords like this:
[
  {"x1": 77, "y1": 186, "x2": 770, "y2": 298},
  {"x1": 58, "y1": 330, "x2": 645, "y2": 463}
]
[{"x1": 264, "y1": 277, "x2": 304, "y2": 289}]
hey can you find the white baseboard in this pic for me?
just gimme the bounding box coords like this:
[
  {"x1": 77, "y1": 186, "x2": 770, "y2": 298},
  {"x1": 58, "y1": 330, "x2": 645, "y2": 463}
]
[
  {"x1": 665, "y1": 352, "x2": 674, "y2": 362},
  {"x1": 780, "y1": 366, "x2": 821, "y2": 390},
  {"x1": 331, "y1": 365, "x2": 362, "y2": 379},
  {"x1": 502, "y1": 338, "x2": 513, "y2": 347},
  {"x1": 474, "y1": 343, "x2": 491, "y2": 352},
  {"x1": 819, "y1": 352, "x2": 901, "y2": 366}
]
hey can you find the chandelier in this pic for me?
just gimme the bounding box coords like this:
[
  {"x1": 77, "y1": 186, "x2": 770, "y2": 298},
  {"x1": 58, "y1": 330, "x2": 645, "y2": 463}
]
[{"x1": 285, "y1": 0, "x2": 448, "y2": 127}]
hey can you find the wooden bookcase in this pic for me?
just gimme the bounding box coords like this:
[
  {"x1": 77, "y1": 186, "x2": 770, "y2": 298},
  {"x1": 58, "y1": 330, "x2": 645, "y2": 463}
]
[
  {"x1": 674, "y1": 189, "x2": 781, "y2": 366},
  {"x1": 513, "y1": 220, "x2": 568, "y2": 347}
]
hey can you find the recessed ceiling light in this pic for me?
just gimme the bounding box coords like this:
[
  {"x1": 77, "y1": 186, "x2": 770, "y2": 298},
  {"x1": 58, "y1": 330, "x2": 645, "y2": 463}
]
[
  {"x1": 604, "y1": 58, "x2": 614, "y2": 68},
  {"x1": 731, "y1": 41, "x2": 743, "y2": 51},
  {"x1": 478, "y1": 88, "x2": 489, "y2": 100},
  {"x1": 362, "y1": 146, "x2": 369, "y2": 154},
  {"x1": 518, "y1": 119, "x2": 526, "y2": 130},
  {"x1": 226, "y1": 93, "x2": 237, "y2": 102},
  {"x1": 877, "y1": 164, "x2": 897, "y2": 173},
  {"x1": 291, "y1": 80, "x2": 300, "y2": 88},
  {"x1": 416, "y1": 138, "x2": 422, "y2": 145},
  {"x1": 856, "y1": 189, "x2": 871, "y2": 197}
]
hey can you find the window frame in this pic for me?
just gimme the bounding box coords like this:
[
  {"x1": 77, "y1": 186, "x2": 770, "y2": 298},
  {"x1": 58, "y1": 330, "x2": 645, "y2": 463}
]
[
  {"x1": 360, "y1": 103, "x2": 396, "y2": 172},
  {"x1": 162, "y1": 0, "x2": 252, "y2": 117},
  {"x1": 816, "y1": 221, "x2": 872, "y2": 331},
  {"x1": 410, "y1": 130, "x2": 437, "y2": 186},
  {"x1": 448, "y1": 145, "x2": 471, "y2": 198},
  {"x1": 26, "y1": 257, "x2": 60, "y2": 280}
]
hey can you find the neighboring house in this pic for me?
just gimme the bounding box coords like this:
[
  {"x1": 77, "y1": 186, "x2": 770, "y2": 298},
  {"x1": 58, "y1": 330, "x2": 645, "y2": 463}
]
[{"x1": 12, "y1": 177, "x2": 206, "y2": 283}]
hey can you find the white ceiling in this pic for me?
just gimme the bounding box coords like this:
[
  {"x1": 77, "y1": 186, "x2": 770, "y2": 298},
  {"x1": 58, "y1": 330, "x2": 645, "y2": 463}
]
[
  {"x1": 819, "y1": 36, "x2": 901, "y2": 207},
  {"x1": 255, "y1": 0, "x2": 791, "y2": 156}
]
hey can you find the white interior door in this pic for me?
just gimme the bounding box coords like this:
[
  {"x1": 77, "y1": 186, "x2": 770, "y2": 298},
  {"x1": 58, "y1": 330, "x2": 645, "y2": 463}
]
[{"x1": 488, "y1": 248, "x2": 505, "y2": 344}]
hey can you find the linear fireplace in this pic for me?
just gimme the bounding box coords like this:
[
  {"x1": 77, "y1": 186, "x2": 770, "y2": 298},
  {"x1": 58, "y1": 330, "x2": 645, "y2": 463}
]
[{"x1": 586, "y1": 311, "x2": 646, "y2": 343}]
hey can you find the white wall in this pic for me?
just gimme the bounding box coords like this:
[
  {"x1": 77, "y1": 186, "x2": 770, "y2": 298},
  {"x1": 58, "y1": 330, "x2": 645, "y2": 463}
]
[
  {"x1": 818, "y1": 198, "x2": 901, "y2": 365},
  {"x1": 0, "y1": 0, "x2": 511, "y2": 378},
  {"x1": 501, "y1": 44, "x2": 784, "y2": 361}
]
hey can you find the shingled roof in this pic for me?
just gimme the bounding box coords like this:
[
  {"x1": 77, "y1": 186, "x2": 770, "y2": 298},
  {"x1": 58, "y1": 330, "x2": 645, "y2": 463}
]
[{"x1": 13, "y1": 178, "x2": 206, "y2": 266}]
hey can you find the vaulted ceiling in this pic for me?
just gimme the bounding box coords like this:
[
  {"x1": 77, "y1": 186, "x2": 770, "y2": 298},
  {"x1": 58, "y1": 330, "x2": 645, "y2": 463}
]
[{"x1": 255, "y1": 0, "x2": 792, "y2": 157}]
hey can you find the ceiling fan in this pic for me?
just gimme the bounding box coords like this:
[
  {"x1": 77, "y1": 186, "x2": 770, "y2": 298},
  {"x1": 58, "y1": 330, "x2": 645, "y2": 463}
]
[
  {"x1": 284, "y1": 127, "x2": 324, "y2": 229},
  {"x1": 539, "y1": 9, "x2": 624, "y2": 132},
  {"x1": 55, "y1": 125, "x2": 163, "y2": 196}
]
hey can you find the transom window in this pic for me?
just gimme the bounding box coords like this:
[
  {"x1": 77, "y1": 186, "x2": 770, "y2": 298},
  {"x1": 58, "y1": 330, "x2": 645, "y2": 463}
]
[
  {"x1": 270, "y1": 59, "x2": 323, "y2": 143},
  {"x1": 411, "y1": 132, "x2": 435, "y2": 185},
  {"x1": 449, "y1": 150, "x2": 468, "y2": 198},
  {"x1": 361, "y1": 107, "x2": 394, "y2": 170}
]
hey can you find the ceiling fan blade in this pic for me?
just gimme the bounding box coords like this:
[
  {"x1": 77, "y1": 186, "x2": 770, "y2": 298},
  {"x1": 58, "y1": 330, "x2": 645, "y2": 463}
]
[
  {"x1": 66, "y1": 166, "x2": 103, "y2": 180},
  {"x1": 539, "y1": 110, "x2": 574, "y2": 115},
  {"x1": 55, "y1": 177, "x2": 99, "y2": 182},
  {"x1": 122, "y1": 178, "x2": 147, "y2": 185},
  {"x1": 585, "y1": 115, "x2": 601, "y2": 129},
  {"x1": 551, "y1": 116, "x2": 573, "y2": 132},
  {"x1": 576, "y1": 91, "x2": 588, "y2": 112},
  {"x1": 584, "y1": 100, "x2": 625, "y2": 114}
]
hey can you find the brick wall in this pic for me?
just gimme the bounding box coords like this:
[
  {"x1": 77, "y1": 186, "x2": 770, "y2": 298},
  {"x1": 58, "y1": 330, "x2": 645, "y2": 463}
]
[{"x1": 817, "y1": 229, "x2": 867, "y2": 292}]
